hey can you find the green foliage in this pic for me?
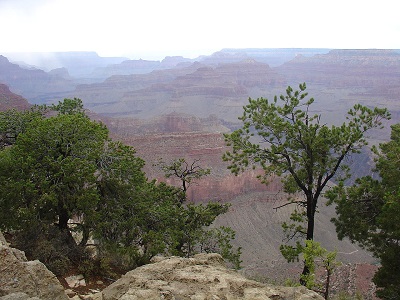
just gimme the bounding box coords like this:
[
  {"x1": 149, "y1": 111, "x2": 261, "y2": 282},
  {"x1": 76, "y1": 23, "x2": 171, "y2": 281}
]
[
  {"x1": 280, "y1": 208, "x2": 307, "y2": 262},
  {"x1": 51, "y1": 97, "x2": 85, "y2": 115},
  {"x1": 11, "y1": 224, "x2": 88, "y2": 276},
  {"x1": 223, "y1": 83, "x2": 389, "y2": 280},
  {"x1": 78, "y1": 257, "x2": 117, "y2": 280},
  {"x1": 301, "y1": 240, "x2": 340, "y2": 299},
  {"x1": 95, "y1": 179, "x2": 183, "y2": 269},
  {"x1": 0, "y1": 98, "x2": 177, "y2": 273},
  {"x1": 280, "y1": 241, "x2": 304, "y2": 263},
  {"x1": 198, "y1": 226, "x2": 242, "y2": 269},
  {"x1": 168, "y1": 202, "x2": 228, "y2": 256},
  {"x1": 333, "y1": 291, "x2": 364, "y2": 300},
  {"x1": 157, "y1": 157, "x2": 241, "y2": 267},
  {"x1": 0, "y1": 107, "x2": 108, "y2": 233},
  {"x1": 283, "y1": 278, "x2": 301, "y2": 287},
  {"x1": 327, "y1": 124, "x2": 400, "y2": 299},
  {"x1": 0, "y1": 105, "x2": 47, "y2": 149}
]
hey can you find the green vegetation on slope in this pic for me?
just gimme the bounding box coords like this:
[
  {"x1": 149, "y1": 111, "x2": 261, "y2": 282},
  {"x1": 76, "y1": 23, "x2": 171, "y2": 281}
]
[
  {"x1": 0, "y1": 98, "x2": 240, "y2": 277},
  {"x1": 328, "y1": 123, "x2": 400, "y2": 299}
]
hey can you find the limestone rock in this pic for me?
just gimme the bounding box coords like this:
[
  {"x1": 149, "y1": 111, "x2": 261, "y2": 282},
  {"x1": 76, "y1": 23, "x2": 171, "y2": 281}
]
[
  {"x1": 102, "y1": 253, "x2": 323, "y2": 300},
  {"x1": 0, "y1": 232, "x2": 68, "y2": 300}
]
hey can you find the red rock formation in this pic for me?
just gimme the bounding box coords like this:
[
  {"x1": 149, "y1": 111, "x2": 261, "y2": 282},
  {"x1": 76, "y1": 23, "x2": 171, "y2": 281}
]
[
  {"x1": 117, "y1": 131, "x2": 280, "y2": 203},
  {"x1": 0, "y1": 83, "x2": 30, "y2": 111}
]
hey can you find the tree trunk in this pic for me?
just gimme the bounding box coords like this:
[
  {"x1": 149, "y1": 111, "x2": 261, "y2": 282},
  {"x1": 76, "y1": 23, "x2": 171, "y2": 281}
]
[
  {"x1": 58, "y1": 205, "x2": 70, "y2": 231},
  {"x1": 324, "y1": 269, "x2": 331, "y2": 300},
  {"x1": 79, "y1": 224, "x2": 90, "y2": 247},
  {"x1": 301, "y1": 195, "x2": 316, "y2": 285},
  {"x1": 57, "y1": 202, "x2": 76, "y2": 247}
]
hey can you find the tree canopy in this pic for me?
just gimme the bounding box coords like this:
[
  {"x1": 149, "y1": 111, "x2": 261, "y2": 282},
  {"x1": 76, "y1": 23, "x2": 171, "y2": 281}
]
[
  {"x1": 0, "y1": 105, "x2": 47, "y2": 149},
  {"x1": 223, "y1": 83, "x2": 390, "y2": 280},
  {"x1": 0, "y1": 102, "x2": 108, "y2": 235},
  {"x1": 327, "y1": 124, "x2": 400, "y2": 299}
]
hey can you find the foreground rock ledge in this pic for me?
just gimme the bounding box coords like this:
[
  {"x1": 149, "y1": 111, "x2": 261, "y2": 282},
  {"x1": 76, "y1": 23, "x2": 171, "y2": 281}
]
[
  {"x1": 102, "y1": 253, "x2": 323, "y2": 300},
  {"x1": 0, "y1": 232, "x2": 68, "y2": 300}
]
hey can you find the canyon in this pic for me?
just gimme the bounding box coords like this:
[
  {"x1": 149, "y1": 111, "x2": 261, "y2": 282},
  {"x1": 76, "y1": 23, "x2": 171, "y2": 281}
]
[{"x1": 1, "y1": 48, "x2": 399, "y2": 298}]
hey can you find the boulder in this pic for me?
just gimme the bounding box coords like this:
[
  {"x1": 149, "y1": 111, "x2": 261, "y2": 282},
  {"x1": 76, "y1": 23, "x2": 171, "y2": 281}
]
[
  {"x1": 0, "y1": 232, "x2": 68, "y2": 300},
  {"x1": 102, "y1": 253, "x2": 323, "y2": 300}
]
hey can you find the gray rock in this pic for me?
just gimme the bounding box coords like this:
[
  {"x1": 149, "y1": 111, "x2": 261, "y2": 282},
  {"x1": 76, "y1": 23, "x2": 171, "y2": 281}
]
[
  {"x1": 102, "y1": 253, "x2": 323, "y2": 300},
  {"x1": 0, "y1": 232, "x2": 68, "y2": 300}
]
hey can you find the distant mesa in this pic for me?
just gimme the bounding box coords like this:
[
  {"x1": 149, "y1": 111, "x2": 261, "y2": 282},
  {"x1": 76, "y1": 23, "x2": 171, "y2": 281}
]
[
  {"x1": 90, "y1": 56, "x2": 194, "y2": 80},
  {"x1": 47, "y1": 67, "x2": 72, "y2": 80},
  {"x1": 277, "y1": 49, "x2": 400, "y2": 91},
  {"x1": 2, "y1": 51, "x2": 128, "y2": 77}
]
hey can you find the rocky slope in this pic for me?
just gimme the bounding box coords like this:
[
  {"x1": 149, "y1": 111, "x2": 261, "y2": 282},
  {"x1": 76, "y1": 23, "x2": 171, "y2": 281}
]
[{"x1": 0, "y1": 84, "x2": 30, "y2": 111}]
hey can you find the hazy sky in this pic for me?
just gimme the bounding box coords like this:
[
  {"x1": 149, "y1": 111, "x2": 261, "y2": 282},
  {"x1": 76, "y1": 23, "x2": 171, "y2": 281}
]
[{"x1": 0, "y1": 0, "x2": 399, "y2": 60}]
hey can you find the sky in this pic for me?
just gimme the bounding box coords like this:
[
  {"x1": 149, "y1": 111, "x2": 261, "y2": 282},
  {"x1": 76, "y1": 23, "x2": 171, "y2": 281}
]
[{"x1": 0, "y1": 0, "x2": 399, "y2": 60}]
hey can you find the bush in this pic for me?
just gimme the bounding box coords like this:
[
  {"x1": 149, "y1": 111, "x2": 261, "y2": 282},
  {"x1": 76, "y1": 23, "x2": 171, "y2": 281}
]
[{"x1": 12, "y1": 225, "x2": 89, "y2": 276}]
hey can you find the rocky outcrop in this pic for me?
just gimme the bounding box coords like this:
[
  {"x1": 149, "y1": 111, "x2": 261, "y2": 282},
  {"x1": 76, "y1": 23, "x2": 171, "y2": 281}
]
[
  {"x1": 0, "y1": 232, "x2": 68, "y2": 300},
  {"x1": 102, "y1": 253, "x2": 323, "y2": 300}
]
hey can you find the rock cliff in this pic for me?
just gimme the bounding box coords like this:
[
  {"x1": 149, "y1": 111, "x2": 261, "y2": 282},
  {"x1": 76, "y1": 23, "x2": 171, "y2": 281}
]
[{"x1": 0, "y1": 84, "x2": 30, "y2": 111}]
